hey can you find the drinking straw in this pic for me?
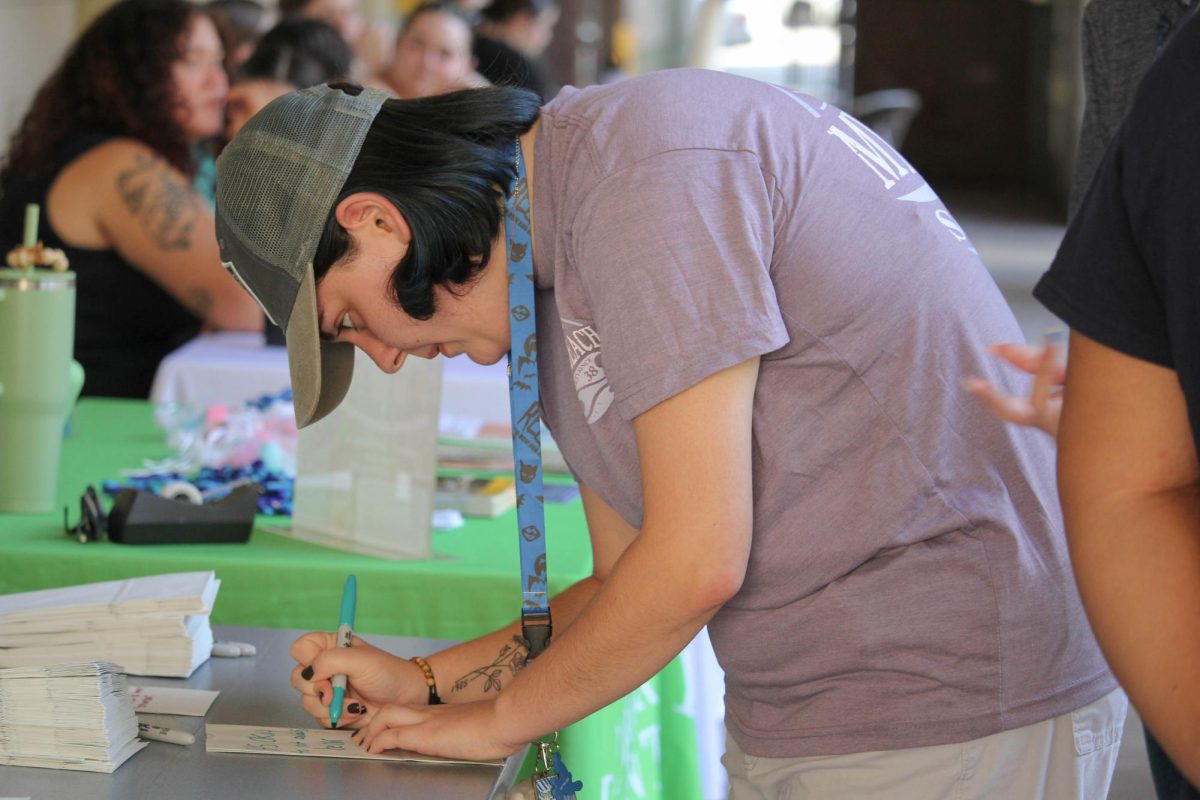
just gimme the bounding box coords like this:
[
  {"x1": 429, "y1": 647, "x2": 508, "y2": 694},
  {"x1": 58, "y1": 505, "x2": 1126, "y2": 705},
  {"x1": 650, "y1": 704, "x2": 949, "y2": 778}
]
[{"x1": 23, "y1": 203, "x2": 38, "y2": 249}]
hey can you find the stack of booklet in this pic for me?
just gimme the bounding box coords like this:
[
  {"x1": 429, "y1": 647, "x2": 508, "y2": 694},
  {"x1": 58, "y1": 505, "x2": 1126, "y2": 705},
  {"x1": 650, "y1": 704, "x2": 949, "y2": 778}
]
[
  {"x1": 0, "y1": 572, "x2": 220, "y2": 677},
  {"x1": 0, "y1": 661, "x2": 145, "y2": 772}
]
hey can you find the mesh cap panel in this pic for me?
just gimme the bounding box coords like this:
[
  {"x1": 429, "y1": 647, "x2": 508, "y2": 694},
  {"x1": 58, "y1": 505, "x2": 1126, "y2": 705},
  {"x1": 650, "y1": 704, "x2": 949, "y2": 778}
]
[{"x1": 215, "y1": 84, "x2": 389, "y2": 330}]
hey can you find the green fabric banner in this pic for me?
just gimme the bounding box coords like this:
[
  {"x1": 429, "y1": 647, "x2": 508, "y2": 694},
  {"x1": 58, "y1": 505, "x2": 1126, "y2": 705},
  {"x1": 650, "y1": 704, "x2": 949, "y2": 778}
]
[{"x1": 0, "y1": 399, "x2": 703, "y2": 798}]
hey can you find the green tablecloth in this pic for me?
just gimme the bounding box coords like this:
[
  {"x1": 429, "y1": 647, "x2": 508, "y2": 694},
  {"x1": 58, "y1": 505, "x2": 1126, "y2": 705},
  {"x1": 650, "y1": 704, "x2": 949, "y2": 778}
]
[{"x1": 0, "y1": 398, "x2": 702, "y2": 798}]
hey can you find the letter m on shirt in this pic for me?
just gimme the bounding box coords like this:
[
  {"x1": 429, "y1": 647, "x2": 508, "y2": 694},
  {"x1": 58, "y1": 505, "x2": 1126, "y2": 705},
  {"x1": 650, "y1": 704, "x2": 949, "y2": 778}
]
[{"x1": 827, "y1": 112, "x2": 912, "y2": 190}]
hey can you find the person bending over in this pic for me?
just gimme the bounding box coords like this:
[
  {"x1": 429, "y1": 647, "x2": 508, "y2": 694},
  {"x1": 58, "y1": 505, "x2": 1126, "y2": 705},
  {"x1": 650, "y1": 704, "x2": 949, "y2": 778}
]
[{"x1": 215, "y1": 73, "x2": 1123, "y2": 798}]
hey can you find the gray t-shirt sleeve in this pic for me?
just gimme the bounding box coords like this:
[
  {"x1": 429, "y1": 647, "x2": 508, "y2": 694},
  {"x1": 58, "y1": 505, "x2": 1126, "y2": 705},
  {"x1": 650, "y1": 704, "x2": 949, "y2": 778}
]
[{"x1": 567, "y1": 148, "x2": 790, "y2": 419}]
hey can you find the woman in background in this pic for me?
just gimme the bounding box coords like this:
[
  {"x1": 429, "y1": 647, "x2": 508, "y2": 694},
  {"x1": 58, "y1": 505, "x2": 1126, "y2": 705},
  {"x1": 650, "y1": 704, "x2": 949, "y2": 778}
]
[
  {"x1": 0, "y1": 0, "x2": 261, "y2": 398},
  {"x1": 379, "y1": 2, "x2": 480, "y2": 99}
]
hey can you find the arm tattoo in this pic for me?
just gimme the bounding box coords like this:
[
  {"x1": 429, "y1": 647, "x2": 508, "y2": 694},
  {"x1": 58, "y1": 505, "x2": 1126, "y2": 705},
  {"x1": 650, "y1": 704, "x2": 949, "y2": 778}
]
[
  {"x1": 116, "y1": 152, "x2": 203, "y2": 251},
  {"x1": 452, "y1": 636, "x2": 528, "y2": 695}
]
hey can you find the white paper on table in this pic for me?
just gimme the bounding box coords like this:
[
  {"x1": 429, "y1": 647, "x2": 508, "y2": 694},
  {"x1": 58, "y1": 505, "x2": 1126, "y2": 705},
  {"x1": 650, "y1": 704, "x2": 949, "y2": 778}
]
[
  {"x1": 205, "y1": 725, "x2": 501, "y2": 767},
  {"x1": 0, "y1": 572, "x2": 219, "y2": 623},
  {"x1": 128, "y1": 685, "x2": 219, "y2": 716}
]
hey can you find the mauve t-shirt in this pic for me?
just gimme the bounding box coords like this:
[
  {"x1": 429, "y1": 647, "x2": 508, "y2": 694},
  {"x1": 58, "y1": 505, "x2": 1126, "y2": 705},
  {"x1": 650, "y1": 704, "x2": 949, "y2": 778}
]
[{"x1": 530, "y1": 69, "x2": 1114, "y2": 757}]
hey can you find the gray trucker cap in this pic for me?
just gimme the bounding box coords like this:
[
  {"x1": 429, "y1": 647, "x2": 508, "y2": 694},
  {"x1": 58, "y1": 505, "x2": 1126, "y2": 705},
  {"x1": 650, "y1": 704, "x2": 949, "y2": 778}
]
[{"x1": 215, "y1": 83, "x2": 390, "y2": 428}]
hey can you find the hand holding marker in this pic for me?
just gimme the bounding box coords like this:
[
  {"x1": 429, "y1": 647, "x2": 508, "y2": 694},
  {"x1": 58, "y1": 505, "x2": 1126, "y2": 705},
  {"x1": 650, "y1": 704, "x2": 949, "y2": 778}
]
[{"x1": 329, "y1": 575, "x2": 357, "y2": 728}]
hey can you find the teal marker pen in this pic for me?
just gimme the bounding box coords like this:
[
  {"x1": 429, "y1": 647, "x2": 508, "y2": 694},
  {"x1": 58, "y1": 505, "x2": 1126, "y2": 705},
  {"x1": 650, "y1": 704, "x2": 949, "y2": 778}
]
[{"x1": 328, "y1": 575, "x2": 357, "y2": 729}]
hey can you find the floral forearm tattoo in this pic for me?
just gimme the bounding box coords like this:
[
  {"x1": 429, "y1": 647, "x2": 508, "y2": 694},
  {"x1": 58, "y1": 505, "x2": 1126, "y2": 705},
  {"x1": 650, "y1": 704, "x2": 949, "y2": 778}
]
[
  {"x1": 453, "y1": 636, "x2": 528, "y2": 695},
  {"x1": 116, "y1": 152, "x2": 202, "y2": 251}
]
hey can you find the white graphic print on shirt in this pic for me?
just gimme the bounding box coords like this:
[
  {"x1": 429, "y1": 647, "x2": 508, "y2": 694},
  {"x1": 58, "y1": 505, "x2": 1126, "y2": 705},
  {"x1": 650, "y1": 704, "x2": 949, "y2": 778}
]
[
  {"x1": 770, "y1": 85, "x2": 974, "y2": 254},
  {"x1": 561, "y1": 318, "x2": 613, "y2": 424}
]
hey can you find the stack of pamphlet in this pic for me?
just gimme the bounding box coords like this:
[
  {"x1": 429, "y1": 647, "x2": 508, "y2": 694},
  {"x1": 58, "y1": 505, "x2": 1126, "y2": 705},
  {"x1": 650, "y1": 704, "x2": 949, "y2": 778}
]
[
  {"x1": 0, "y1": 661, "x2": 145, "y2": 772},
  {"x1": 0, "y1": 572, "x2": 220, "y2": 677}
]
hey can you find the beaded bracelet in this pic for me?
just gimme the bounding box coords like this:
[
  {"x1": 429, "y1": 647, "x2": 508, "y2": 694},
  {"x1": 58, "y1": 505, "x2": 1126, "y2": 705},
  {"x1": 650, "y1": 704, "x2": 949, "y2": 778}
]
[{"x1": 410, "y1": 656, "x2": 443, "y2": 705}]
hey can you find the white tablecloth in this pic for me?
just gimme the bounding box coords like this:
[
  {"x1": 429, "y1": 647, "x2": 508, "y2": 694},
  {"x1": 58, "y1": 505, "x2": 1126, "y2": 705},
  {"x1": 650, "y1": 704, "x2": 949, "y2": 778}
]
[
  {"x1": 150, "y1": 332, "x2": 512, "y2": 422},
  {"x1": 149, "y1": 330, "x2": 729, "y2": 797}
]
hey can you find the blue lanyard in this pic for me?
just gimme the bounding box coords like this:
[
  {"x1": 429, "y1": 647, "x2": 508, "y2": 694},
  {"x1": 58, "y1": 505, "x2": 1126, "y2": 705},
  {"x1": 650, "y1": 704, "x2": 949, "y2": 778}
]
[
  {"x1": 504, "y1": 137, "x2": 552, "y2": 660},
  {"x1": 506, "y1": 138, "x2": 584, "y2": 800}
]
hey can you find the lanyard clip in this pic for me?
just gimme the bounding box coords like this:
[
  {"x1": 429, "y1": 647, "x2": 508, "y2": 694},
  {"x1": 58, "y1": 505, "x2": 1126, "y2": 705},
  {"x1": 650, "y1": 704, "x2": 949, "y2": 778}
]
[
  {"x1": 531, "y1": 733, "x2": 582, "y2": 799},
  {"x1": 521, "y1": 609, "x2": 553, "y2": 661}
]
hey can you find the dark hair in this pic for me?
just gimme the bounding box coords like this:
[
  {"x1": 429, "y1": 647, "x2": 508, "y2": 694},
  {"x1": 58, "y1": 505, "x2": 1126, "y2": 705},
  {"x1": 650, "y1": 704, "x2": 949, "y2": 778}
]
[
  {"x1": 313, "y1": 85, "x2": 541, "y2": 320},
  {"x1": 1, "y1": 0, "x2": 203, "y2": 184},
  {"x1": 206, "y1": 0, "x2": 273, "y2": 76},
  {"x1": 400, "y1": 1, "x2": 475, "y2": 38},
  {"x1": 238, "y1": 18, "x2": 352, "y2": 87},
  {"x1": 277, "y1": 0, "x2": 316, "y2": 16},
  {"x1": 479, "y1": 0, "x2": 555, "y2": 23}
]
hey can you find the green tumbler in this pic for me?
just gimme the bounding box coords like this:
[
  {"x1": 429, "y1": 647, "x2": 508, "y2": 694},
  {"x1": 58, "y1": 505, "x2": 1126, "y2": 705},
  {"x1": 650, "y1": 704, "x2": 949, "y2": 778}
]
[{"x1": 0, "y1": 268, "x2": 85, "y2": 513}]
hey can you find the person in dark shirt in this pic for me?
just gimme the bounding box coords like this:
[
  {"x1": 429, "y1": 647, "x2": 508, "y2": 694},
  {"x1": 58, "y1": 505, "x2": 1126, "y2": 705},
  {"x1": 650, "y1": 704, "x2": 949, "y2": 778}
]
[
  {"x1": 0, "y1": 0, "x2": 262, "y2": 397},
  {"x1": 1031, "y1": 5, "x2": 1200, "y2": 793},
  {"x1": 1071, "y1": 0, "x2": 1195, "y2": 215},
  {"x1": 967, "y1": 4, "x2": 1200, "y2": 797},
  {"x1": 472, "y1": 0, "x2": 558, "y2": 100}
]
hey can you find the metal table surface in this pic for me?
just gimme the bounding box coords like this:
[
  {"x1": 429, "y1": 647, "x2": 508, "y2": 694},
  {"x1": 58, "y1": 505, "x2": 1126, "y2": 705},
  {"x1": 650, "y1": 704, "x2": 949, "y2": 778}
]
[{"x1": 0, "y1": 625, "x2": 525, "y2": 799}]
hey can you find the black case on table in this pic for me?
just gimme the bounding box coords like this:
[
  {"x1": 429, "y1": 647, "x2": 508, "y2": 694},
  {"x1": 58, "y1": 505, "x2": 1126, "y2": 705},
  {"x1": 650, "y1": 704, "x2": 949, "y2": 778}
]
[{"x1": 106, "y1": 485, "x2": 259, "y2": 544}]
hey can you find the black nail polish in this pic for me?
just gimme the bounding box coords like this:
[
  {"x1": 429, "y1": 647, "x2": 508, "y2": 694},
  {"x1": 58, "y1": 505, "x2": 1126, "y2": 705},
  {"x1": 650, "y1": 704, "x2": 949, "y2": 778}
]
[
  {"x1": 301, "y1": 665, "x2": 314, "y2": 680},
  {"x1": 318, "y1": 690, "x2": 325, "y2": 702},
  {"x1": 347, "y1": 703, "x2": 364, "y2": 714}
]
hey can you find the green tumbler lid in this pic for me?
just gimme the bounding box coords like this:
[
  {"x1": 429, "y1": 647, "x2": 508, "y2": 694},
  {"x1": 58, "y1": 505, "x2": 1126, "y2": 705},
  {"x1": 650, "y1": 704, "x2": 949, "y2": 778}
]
[{"x1": 0, "y1": 268, "x2": 75, "y2": 291}]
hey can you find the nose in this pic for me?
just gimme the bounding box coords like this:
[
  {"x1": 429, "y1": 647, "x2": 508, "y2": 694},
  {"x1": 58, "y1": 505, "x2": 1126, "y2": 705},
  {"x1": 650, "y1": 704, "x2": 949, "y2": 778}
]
[{"x1": 356, "y1": 337, "x2": 408, "y2": 373}]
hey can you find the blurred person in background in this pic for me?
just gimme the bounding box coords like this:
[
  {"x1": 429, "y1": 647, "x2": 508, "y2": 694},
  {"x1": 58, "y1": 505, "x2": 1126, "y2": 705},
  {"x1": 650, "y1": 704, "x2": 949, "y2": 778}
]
[
  {"x1": 226, "y1": 17, "x2": 354, "y2": 139},
  {"x1": 205, "y1": 0, "x2": 277, "y2": 79},
  {"x1": 278, "y1": 0, "x2": 394, "y2": 82},
  {"x1": 0, "y1": 0, "x2": 262, "y2": 398},
  {"x1": 379, "y1": 2, "x2": 480, "y2": 99},
  {"x1": 473, "y1": 0, "x2": 558, "y2": 99},
  {"x1": 1070, "y1": 0, "x2": 1195, "y2": 216},
  {"x1": 449, "y1": 0, "x2": 490, "y2": 22}
]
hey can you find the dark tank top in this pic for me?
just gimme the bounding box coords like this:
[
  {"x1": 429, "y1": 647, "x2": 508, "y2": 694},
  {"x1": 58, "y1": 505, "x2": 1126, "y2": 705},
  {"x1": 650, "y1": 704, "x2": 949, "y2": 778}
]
[{"x1": 0, "y1": 132, "x2": 202, "y2": 397}]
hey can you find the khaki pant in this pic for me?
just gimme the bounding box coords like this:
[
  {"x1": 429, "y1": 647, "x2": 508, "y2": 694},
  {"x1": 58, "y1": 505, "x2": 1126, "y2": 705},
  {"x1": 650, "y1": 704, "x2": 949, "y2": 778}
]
[{"x1": 723, "y1": 689, "x2": 1127, "y2": 799}]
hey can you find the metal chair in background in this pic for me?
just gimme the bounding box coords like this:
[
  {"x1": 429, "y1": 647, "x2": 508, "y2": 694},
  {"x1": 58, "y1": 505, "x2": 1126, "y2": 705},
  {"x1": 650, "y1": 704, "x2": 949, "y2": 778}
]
[{"x1": 851, "y1": 88, "x2": 923, "y2": 150}]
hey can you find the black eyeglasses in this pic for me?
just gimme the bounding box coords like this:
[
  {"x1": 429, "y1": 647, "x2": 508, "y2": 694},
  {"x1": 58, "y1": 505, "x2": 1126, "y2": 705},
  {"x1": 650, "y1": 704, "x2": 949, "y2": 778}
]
[{"x1": 64, "y1": 485, "x2": 106, "y2": 543}]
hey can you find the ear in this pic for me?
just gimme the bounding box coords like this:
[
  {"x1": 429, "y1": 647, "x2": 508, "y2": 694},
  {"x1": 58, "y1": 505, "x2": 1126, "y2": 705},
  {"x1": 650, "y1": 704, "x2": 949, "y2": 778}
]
[{"x1": 334, "y1": 192, "x2": 412, "y2": 244}]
